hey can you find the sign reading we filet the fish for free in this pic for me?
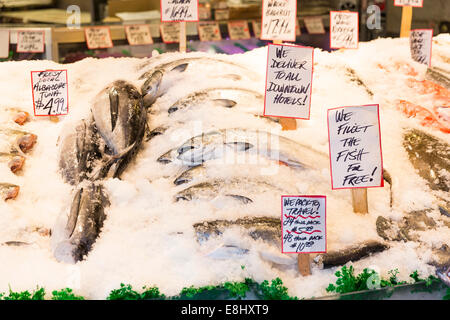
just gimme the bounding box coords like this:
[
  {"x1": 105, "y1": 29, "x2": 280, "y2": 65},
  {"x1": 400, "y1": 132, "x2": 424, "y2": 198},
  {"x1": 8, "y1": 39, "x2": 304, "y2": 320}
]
[
  {"x1": 161, "y1": 0, "x2": 199, "y2": 22},
  {"x1": 31, "y1": 70, "x2": 69, "y2": 116},
  {"x1": 261, "y1": 0, "x2": 297, "y2": 42},
  {"x1": 282, "y1": 196, "x2": 326, "y2": 254},
  {"x1": 410, "y1": 29, "x2": 433, "y2": 66},
  {"x1": 330, "y1": 11, "x2": 359, "y2": 49},
  {"x1": 327, "y1": 105, "x2": 383, "y2": 189},
  {"x1": 264, "y1": 43, "x2": 314, "y2": 120}
]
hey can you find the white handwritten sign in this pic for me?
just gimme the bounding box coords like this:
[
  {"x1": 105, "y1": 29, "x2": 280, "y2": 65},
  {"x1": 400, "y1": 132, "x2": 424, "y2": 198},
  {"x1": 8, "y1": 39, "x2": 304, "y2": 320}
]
[
  {"x1": 228, "y1": 21, "x2": 251, "y2": 40},
  {"x1": 160, "y1": 23, "x2": 180, "y2": 43},
  {"x1": 394, "y1": 0, "x2": 424, "y2": 7},
  {"x1": 17, "y1": 30, "x2": 45, "y2": 53},
  {"x1": 282, "y1": 196, "x2": 326, "y2": 254},
  {"x1": 410, "y1": 29, "x2": 433, "y2": 66},
  {"x1": 304, "y1": 17, "x2": 325, "y2": 34},
  {"x1": 261, "y1": 0, "x2": 297, "y2": 41},
  {"x1": 198, "y1": 5, "x2": 211, "y2": 20},
  {"x1": 264, "y1": 44, "x2": 314, "y2": 119},
  {"x1": 327, "y1": 105, "x2": 383, "y2": 189},
  {"x1": 161, "y1": 0, "x2": 199, "y2": 22},
  {"x1": 0, "y1": 30, "x2": 9, "y2": 58},
  {"x1": 31, "y1": 70, "x2": 69, "y2": 116},
  {"x1": 215, "y1": 9, "x2": 229, "y2": 21},
  {"x1": 252, "y1": 20, "x2": 262, "y2": 38},
  {"x1": 84, "y1": 27, "x2": 113, "y2": 49},
  {"x1": 198, "y1": 22, "x2": 222, "y2": 41},
  {"x1": 330, "y1": 11, "x2": 359, "y2": 49},
  {"x1": 125, "y1": 25, "x2": 153, "y2": 45}
]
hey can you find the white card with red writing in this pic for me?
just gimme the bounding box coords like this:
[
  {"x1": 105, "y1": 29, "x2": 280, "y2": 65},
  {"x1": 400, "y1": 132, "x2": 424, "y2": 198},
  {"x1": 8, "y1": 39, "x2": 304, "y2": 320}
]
[
  {"x1": 282, "y1": 195, "x2": 326, "y2": 254},
  {"x1": 327, "y1": 104, "x2": 383, "y2": 190},
  {"x1": 394, "y1": 0, "x2": 423, "y2": 7},
  {"x1": 84, "y1": 27, "x2": 113, "y2": 49},
  {"x1": 198, "y1": 22, "x2": 222, "y2": 41},
  {"x1": 125, "y1": 25, "x2": 153, "y2": 45},
  {"x1": 264, "y1": 43, "x2": 314, "y2": 120},
  {"x1": 330, "y1": 11, "x2": 359, "y2": 49},
  {"x1": 410, "y1": 29, "x2": 433, "y2": 66},
  {"x1": 161, "y1": 0, "x2": 199, "y2": 22},
  {"x1": 160, "y1": 23, "x2": 180, "y2": 43},
  {"x1": 261, "y1": 0, "x2": 297, "y2": 41},
  {"x1": 228, "y1": 21, "x2": 251, "y2": 40},
  {"x1": 31, "y1": 70, "x2": 69, "y2": 116},
  {"x1": 17, "y1": 30, "x2": 45, "y2": 53}
]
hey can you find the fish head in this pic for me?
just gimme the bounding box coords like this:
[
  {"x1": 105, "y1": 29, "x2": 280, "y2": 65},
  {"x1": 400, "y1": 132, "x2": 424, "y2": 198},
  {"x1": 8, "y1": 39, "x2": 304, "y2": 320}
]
[{"x1": 141, "y1": 70, "x2": 164, "y2": 108}]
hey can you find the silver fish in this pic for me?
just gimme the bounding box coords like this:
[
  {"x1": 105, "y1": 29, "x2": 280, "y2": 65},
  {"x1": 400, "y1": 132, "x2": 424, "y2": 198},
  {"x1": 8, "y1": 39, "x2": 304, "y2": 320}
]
[
  {"x1": 58, "y1": 119, "x2": 101, "y2": 185},
  {"x1": 92, "y1": 80, "x2": 147, "y2": 179},
  {"x1": 52, "y1": 183, "x2": 109, "y2": 263},
  {"x1": 0, "y1": 183, "x2": 19, "y2": 201},
  {"x1": 426, "y1": 67, "x2": 450, "y2": 89},
  {"x1": 168, "y1": 87, "x2": 264, "y2": 114},
  {"x1": 174, "y1": 165, "x2": 207, "y2": 185},
  {"x1": 436, "y1": 266, "x2": 450, "y2": 287},
  {"x1": 159, "y1": 129, "x2": 329, "y2": 169}
]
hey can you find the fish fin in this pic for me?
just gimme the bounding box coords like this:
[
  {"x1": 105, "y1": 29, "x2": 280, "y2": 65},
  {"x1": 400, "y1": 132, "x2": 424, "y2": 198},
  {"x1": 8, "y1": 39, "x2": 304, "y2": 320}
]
[
  {"x1": 171, "y1": 63, "x2": 188, "y2": 73},
  {"x1": 224, "y1": 142, "x2": 253, "y2": 151},
  {"x1": 109, "y1": 88, "x2": 119, "y2": 131},
  {"x1": 212, "y1": 99, "x2": 237, "y2": 108},
  {"x1": 225, "y1": 194, "x2": 253, "y2": 204}
]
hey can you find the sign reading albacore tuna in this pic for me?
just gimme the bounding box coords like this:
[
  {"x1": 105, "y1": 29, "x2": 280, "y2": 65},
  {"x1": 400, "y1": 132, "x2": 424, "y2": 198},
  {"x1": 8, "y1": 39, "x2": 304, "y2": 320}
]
[
  {"x1": 327, "y1": 104, "x2": 383, "y2": 189},
  {"x1": 31, "y1": 70, "x2": 69, "y2": 116},
  {"x1": 282, "y1": 196, "x2": 326, "y2": 254},
  {"x1": 264, "y1": 43, "x2": 313, "y2": 119},
  {"x1": 261, "y1": 0, "x2": 297, "y2": 41},
  {"x1": 161, "y1": 0, "x2": 199, "y2": 22}
]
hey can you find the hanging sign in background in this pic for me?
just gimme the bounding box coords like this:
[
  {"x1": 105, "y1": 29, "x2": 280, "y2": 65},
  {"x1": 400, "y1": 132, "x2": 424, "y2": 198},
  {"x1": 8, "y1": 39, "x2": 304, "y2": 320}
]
[
  {"x1": 17, "y1": 30, "x2": 45, "y2": 53},
  {"x1": 261, "y1": 0, "x2": 297, "y2": 41}
]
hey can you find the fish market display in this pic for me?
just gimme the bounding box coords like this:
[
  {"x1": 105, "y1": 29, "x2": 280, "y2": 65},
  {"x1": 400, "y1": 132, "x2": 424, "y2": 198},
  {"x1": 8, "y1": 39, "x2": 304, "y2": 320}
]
[{"x1": 0, "y1": 35, "x2": 449, "y2": 299}]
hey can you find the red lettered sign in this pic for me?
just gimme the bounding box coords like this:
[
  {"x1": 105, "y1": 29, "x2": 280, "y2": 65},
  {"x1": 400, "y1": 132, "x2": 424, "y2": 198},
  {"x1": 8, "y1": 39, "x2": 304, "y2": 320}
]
[{"x1": 31, "y1": 70, "x2": 69, "y2": 116}]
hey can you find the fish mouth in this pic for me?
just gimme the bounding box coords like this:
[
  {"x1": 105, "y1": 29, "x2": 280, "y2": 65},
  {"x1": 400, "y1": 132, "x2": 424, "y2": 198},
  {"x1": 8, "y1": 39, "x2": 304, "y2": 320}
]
[{"x1": 173, "y1": 177, "x2": 189, "y2": 185}]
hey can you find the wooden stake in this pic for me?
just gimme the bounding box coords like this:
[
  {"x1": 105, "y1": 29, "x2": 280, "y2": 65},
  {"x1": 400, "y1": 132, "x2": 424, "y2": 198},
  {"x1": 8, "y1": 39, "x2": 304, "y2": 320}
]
[
  {"x1": 400, "y1": 6, "x2": 413, "y2": 38},
  {"x1": 179, "y1": 21, "x2": 186, "y2": 53},
  {"x1": 272, "y1": 39, "x2": 298, "y2": 131},
  {"x1": 351, "y1": 188, "x2": 368, "y2": 214},
  {"x1": 297, "y1": 254, "x2": 311, "y2": 276}
]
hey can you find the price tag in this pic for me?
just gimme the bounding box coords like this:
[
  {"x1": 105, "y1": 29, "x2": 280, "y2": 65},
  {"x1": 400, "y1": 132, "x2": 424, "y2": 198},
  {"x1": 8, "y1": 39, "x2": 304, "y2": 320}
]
[
  {"x1": 304, "y1": 17, "x2": 325, "y2": 34},
  {"x1": 264, "y1": 43, "x2": 314, "y2": 120},
  {"x1": 252, "y1": 20, "x2": 261, "y2": 38},
  {"x1": 410, "y1": 29, "x2": 433, "y2": 66},
  {"x1": 17, "y1": 30, "x2": 45, "y2": 53},
  {"x1": 282, "y1": 196, "x2": 326, "y2": 254},
  {"x1": 161, "y1": 0, "x2": 199, "y2": 22},
  {"x1": 198, "y1": 5, "x2": 211, "y2": 20},
  {"x1": 327, "y1": 104, "x2": 383, "y2": 190},
  {"x1": 261, "y1": 0, "x2": 297, "y2": 41},
  {"x1": 227, "y1": 21, "x2": 251, "y2": 40},
  {"x1": 31, "y1": 70, "x2": 69, "y2": 116},
  {"x1": 125, "y1": 25, "x2": 153, "y2": 45},
  {"x1": 394, "y1": 0, "x2": 424, "y2": 7},
  {"x1": 330, "y1": 11, "x2": 359, "y2": 49},
  {"x1": 198, "y1": 22, "x2": 222, "y2": 41},
  {"x1": 215, "y1": 9, "x2": 229, "y2": 20},
  {"x1": 160, "y1": 23, "x2": 180, "y2": 43},
  {"x1": 84, "y1": 27, "x2": 113, "y2": 49},
  {"x1": 0, "y1": 30, "x2": 9, "y2": 58}
]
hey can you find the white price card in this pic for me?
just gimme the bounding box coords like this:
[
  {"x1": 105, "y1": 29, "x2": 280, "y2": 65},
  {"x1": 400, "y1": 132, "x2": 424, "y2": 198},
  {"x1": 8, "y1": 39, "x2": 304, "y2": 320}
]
[
  {"x1": 261, "y1": 0, "x2": 297, "y2": 41},
  {"x1": 410, "y1": 29, "x2": 433, "y2": 66},
  {"x1": 17, "y1": 30, "x2": 45, "y2": 53},
  {"x1": 264, "y1": 43, "x2": 314, "y2": 119},
  {"x1": 330, "y1": 11, "x2": 359, "y2": 49},
  {"x1": 84, "y1": 27, "x2": 113, "y2": 49},
  {"x1": 304, "y1": 17, "x2": 325, "y2": 34},
  {"x1": 161, "y1": 0, "x2": 199, "y2": 22},
  {"x1": 282, "y1": 195, "x2": 326, "y2": 254},
  {"x1": 198, "y1": 22, "x2": 222, "y2": 42},
  {"x1": 394, "y1": 0, "x2": 423, "y2": 7},
  {"x1": 0, "y1": 30, "x2": 9, "y2": 58},
  {"x1": 160, "y1": 23, "x2": 180, "y2": 43},
  {"x1": 125, "y1": 25, "x2": 153, "y2": 45},
  {"x1": 227, "y1": 21, "x2": 251, "y2": 40},
  {"x1": 31, "y1": 70, "x2": 69, "y2": 116},
  {"x1": 327, "y1": 104, "x2": 383, "y2": 190}
]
